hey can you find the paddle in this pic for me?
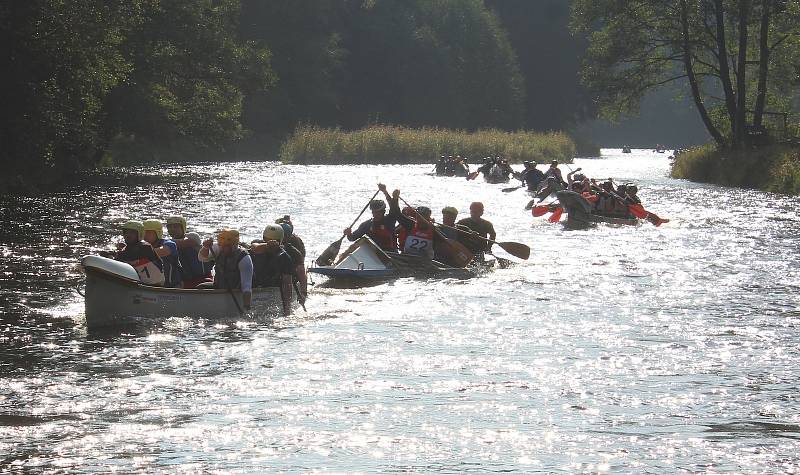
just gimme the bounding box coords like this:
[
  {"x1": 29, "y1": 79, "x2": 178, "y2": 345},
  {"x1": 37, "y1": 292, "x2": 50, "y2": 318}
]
[
  {"x1": 628, "y1": 203, "x2": 669, "y2": 226},
  {"x1": 316, "y1": 189, "x2": 381, "y2": 266},
  {"x1": 397, "y1": 196, "x2": 474, "y2": 267},
  {"x1": 466, "y1": 171, "x2": 480, "y2": 181},
  {"x1": 293, "y1": 281, "x2": 307, "y2": 312},
  {"x1": 432, "y1": 221, "x2": 530, "y2": 260},
  {"x1": 209, "y1": 245, "x2": 244, "y2": 315},
  {"x1": 547, "y1": 207, "x2": 564, "y2": 223},
  {"x1": 502, "y1": 185, "x2": 523, "y2": 192},
  {"x1": 531, "y1": 204, "x2": 553, "y2": 217}
]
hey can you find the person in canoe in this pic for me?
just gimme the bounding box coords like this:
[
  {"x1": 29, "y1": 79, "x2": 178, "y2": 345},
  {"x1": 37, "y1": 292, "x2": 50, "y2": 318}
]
[
  {"x1": 273, "y1": 216, "x2": 308, "y2": 305},
  {"x1": 343, "y1": 183, "x2": 400, "y2": 252},
  {"x1": 110, "y1": 220, "x2": 166, "y2": 286},
  {"x1": 165, "y1": 216, "x2": 213, "y2": 288},
  {"x1": 142, "y1": 219, "x2": 182, "y2": 288},
  {"x1": 520, "y1": 161, "x2": 546, "y2": 192},
  {"x1": 250, "y1": 224, "x2": 295, "y2": 315},
  {"x1": 456, "y1": 202, "x2": 496, "y2": 260},
  {"x1": 199, "y1": 229, "x2": 254, "y2": 311},
  {"x1": 396, "y1": 204, "x2": 436, "y2": 259}
]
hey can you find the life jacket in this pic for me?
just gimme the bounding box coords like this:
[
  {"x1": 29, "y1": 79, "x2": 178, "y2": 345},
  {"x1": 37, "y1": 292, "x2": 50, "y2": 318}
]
[
  {"x1": 154, "y1": 238, "x2": 183, "y2": 288},
  {"x1": 250, "y1": 243, "x2": 295, "y2": 287},
  {"x1": 213, "y1": 248, "x2": 248, "y2": 290},
  {"x1": 369, "y1": 222, "x2": 397, "y2": 251},
  {"x1": 120, "y1": 241, "x2": 165, "y2": 286},
  {"x1": 403, "y1": 223, "x2": 435, "y2": 258},
  {"x1": 177, "y1": 243, "x2": 212, "y2": 281},
  {"x1": 396, "y1": 225, "x2": 409, "y2": 251}
]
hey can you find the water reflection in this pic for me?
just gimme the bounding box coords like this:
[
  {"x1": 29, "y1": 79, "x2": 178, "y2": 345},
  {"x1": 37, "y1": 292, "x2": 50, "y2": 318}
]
[{"x1": 1, "y1": 150, "x2": 800, "y2": 471}]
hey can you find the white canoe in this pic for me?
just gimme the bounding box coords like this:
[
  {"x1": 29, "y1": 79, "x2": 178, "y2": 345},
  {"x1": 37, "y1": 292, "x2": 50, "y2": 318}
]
[
  {"x1": 308, "y1": 236, "x2": 492, "y2": 284},
  {"x1": 81, "y1": 255, "x2": 286, "y2": 329}
]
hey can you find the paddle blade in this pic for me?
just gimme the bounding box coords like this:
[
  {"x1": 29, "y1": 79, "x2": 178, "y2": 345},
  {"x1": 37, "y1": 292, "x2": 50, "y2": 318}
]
[
  {"x1": 531, "y1": 205, "x2": 550, "y2": 217},
  {"x1": 548, "y1": 206, "x2": 563, "y2": 223},
  {"x1": 466, "y1": 171, "x2": 479, "y2": 181},
  {"x1": 315, "y1": 236, "x2": 344, "y2": 266},
  {"x1": 627, "y1": 203, "x2": 647, "y2": 219},
  {"x1": 502, "y1": 186, "x2": 521, "y2": 192},
  {"x1": 647, "y1": 213, "x2": 669, "y2": 227},
  {"x1": 524, "y1": 199, "x2": 537, "y2": 210},
  {"x1": 498, "y1": 241, "x2": 530, "y2": 260}
]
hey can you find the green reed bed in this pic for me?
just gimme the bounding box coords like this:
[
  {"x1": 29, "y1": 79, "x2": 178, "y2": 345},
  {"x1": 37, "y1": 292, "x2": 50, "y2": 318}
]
[
  {"x1": 279, "y1": 125, "x2": 576, "y2": 165},
  {"x1": 671, "y1": 143, "x2": 800, "y2": 195}
]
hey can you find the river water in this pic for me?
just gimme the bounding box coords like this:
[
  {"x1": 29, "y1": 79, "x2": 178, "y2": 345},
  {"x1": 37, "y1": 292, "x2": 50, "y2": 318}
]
[{"x1": 1, "y1": 149, "x2": 799, "y2": 472}]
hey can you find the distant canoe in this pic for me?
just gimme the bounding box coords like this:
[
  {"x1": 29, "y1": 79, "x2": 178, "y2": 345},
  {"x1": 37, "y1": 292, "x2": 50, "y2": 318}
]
[
  {"x1": 308, "y1": 236, "x2": 491, "y2": 285},
  {"x1": 555, "y1": 190, "x2": 639, "y2": 229},
  {"x1": 483, "y1": 165, "x2": 510, "y2": 184},
  {"x1": 81, "y1": 255, "x2": 287, "y2": 329}
]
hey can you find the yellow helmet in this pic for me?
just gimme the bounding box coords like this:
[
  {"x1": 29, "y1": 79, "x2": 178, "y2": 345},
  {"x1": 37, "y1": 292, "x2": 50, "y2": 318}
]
[
  {"x1": 217, "y1": 229, "x2": 240, "y2": 247},
  {"x1": 442, "y1": 206, "x2": 458, "y2": 216},
  {"x1": 142, "y1": 219, "x2": 163, "y2": 240},
  {"x1": 121, "y1": 220, "x2": 144, "y2": 241},
  {"x1": 166, "y1": 216, "x2": 187, "y2": 232}
]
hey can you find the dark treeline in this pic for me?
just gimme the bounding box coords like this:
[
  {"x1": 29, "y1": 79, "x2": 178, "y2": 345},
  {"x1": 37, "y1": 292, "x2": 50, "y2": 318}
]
[{"x1": 1, "y1": 0, "x2": 592, "y2": 188}]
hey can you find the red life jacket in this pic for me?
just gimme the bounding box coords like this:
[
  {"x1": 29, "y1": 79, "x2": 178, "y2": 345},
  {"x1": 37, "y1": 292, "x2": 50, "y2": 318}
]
[{"x1": 369, "y1": 224, "x2": 397, "y2": 251}]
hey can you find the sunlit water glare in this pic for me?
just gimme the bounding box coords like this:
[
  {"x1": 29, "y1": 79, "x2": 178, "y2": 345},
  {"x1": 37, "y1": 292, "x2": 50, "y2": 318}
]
[{"x1": 1, "y1": 149, "x2": 799, "y2": 472}]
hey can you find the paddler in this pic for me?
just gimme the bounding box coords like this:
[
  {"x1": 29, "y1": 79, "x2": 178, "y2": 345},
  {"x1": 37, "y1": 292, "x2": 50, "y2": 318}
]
[
  {"x1": 344, "y1": 183, "x2": 400, "y2": 252},
  {"x1": 456, "y1": 202, "x2": 496, "y2": 260},
  {"x1": 198, "y1": 229, "x2": 253, "y2": 311},
  {"x1": 113, "y1": 220, "x2": 165, "y2": 286}
]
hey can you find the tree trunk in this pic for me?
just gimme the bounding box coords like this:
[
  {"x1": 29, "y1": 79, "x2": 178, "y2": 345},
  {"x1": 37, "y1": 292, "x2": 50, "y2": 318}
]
[
  {"x1": 753, "y1": 0, "x2": 770, "y2": 127},
  {"x1": 714, "y1": 0, "x2": 738, "y2": 134},
  {"x1": 734, "y1": 0, "x2": 750, "y2": 148},
  {"x1": 681, "y1": 0, "x2": 725, "y2": 146}
]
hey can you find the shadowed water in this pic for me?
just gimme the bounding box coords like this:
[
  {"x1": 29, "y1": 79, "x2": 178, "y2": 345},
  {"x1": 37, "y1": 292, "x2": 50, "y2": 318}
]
[{"x1": 1, "y1": 149, "x2": 799, "y2": 472}]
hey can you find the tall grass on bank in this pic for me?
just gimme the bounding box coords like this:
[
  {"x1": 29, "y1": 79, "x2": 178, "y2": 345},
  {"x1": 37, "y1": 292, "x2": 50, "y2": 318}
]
[
  {"x1": 279, "y1": 125, "x2": 576, "y2": 165},
  {"x1": 671, "y1": 144, "x2": 800, "y2": 195}
]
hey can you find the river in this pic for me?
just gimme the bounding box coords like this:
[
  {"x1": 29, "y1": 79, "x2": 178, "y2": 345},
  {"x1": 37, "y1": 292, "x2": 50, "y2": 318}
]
[{"x1": 1, "y1": 149, "x2": 799, "y2": 472}]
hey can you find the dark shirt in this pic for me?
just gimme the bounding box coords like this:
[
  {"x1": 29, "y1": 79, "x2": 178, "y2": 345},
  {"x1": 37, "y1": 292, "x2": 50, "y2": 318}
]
[
  {"x1": 117, "y1": 241, "x2": 161, "y2": 265},
  {"x1": 522, "y1": 168, "x2": 546, "y2": 190},
  {"x1": 251, "y1": 247, "x2": 294, "y2": 287},
  {"x1": 456, "y1": 217, "x2": 496, "y2": 252}
]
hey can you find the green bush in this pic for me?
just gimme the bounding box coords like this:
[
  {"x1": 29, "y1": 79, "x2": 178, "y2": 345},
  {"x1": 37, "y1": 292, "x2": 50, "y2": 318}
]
[
  {"x1": 279, "y1": 125, "x2": 576, "y2": 165},
  {"x1": 671, "y1": 144, "x2": 800, "y2": 195}
]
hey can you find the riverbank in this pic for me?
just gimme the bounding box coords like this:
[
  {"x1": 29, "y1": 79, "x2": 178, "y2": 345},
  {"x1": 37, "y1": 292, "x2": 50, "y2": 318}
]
[
  {"x1": 670, "y1": 144, "x2": 800, "y2": 195},
  {"x1": 279, "y1": 125, "x2": 579, "y2": 165}
]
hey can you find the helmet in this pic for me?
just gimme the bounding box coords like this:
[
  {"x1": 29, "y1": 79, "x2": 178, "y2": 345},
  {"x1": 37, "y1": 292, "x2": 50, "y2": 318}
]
[
  {"x1": 523, "y1": 161, "x2": 532, "y2": 167},
  {"x1": 279, "y1": 222, "x2": 293, "y2": 238},
  {"x1": 217, "y1": 229, "x2": 240, "y2": 247},
  {"x1": 442, "y1": 206, "x2": 458, "y2": 216},
  {"x1": 166, "y1": 216, "x2": 186, "y2": 232},
  {"x1": 369, "y1": 200, "x2": 386, "y2": 211},
  {"x1": 121, "y1": 220, "x2": 144, "y2": 241},
  {"x1": 416, "y1": 206, "x2": 432, "y2": 219},
  {"x1": 185, "y1": 232, "x2": 202, "y2": 247},
  {"x1": 401, "y1": 206, "x2": 415, "y2": 217},
  {"x1": 142, "y1": 219, "x2": 163, "y2": 239},
  {"x1": 262, "y1": 224, "x2": 284, "y2": 241},
  {"x1": 274, "y1": 215, "x2": 291, "y2": 225},
  {"x1": 574, "y1": 173, "x2": 586, "y2": 181}
]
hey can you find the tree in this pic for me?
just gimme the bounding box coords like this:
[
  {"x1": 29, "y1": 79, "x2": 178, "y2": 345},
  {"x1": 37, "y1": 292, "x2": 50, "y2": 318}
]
[{"x1": 572, "y1": 0, "x2": 800, "y2": 149}]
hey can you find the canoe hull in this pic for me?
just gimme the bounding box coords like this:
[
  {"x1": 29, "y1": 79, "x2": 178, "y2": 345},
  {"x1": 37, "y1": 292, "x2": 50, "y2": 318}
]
[
  {"x1": 555, "y1": 190, "x2": 640, "y2": 229},
  {"x1": 309, "y1": 236, "x2": 490, "y2": 285},
  {"x1": 82, "y1": 255, "x2": 284, "y2": 329}
]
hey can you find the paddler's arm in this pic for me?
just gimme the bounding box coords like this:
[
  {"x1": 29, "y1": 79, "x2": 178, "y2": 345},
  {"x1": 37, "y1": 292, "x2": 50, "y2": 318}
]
[
  {"x1": 198, "y1": 239, "x2": 216, "y2": 262},
  {"x1": 239, "y1": 254, "x2": 253, "y2": 310}
]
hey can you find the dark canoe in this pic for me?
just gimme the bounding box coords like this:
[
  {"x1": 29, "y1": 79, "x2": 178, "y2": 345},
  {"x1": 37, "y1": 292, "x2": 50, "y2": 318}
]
[
  {"x1": 555, "y1": 190, "x2": 640, "y2": 229},
  {"x1": 483, "y1": 165, "x2": 509, "y2": 184}
]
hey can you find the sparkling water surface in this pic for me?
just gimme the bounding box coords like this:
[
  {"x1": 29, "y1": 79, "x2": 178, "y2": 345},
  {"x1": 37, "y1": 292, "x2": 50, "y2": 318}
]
[{"x1": 1, "y1": 149, "x2": 800, "y2": 472}]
